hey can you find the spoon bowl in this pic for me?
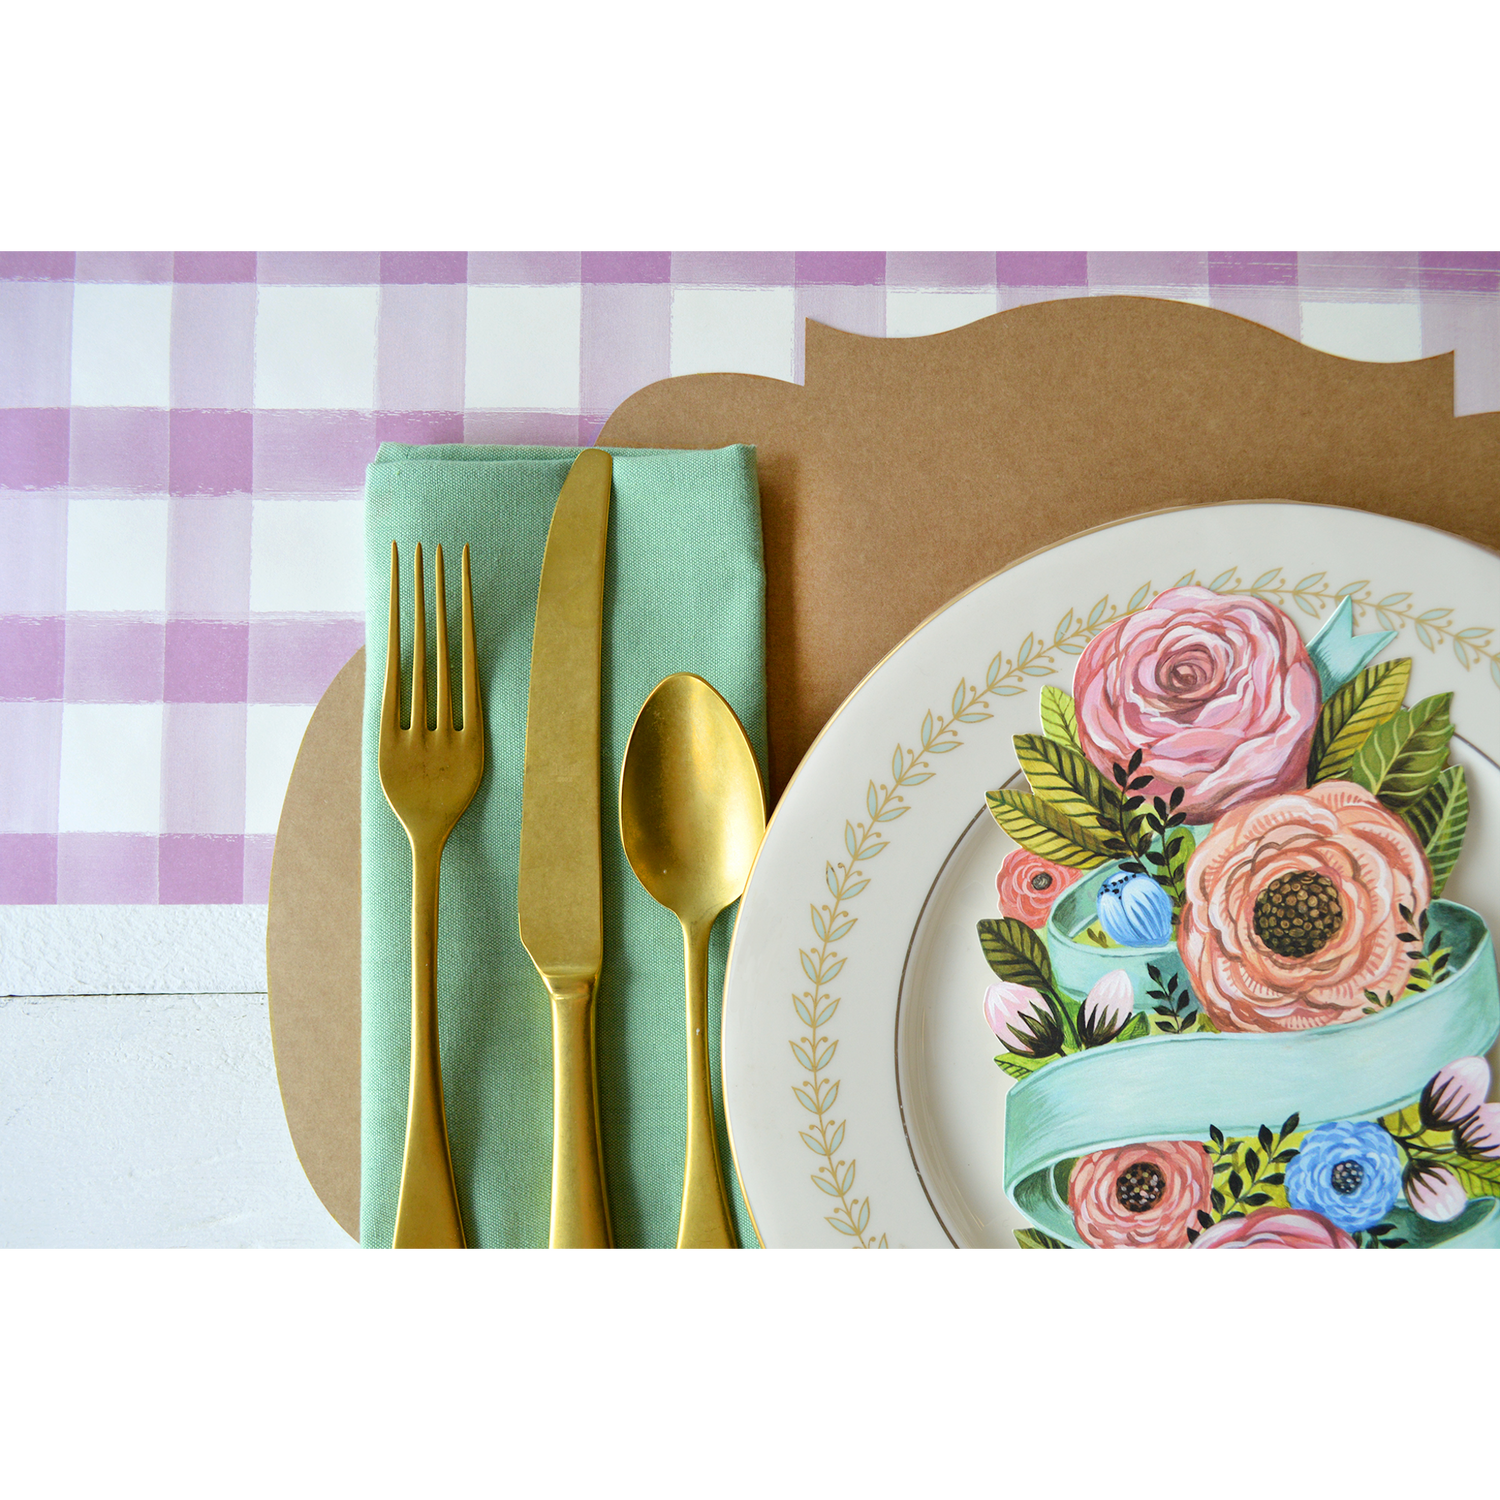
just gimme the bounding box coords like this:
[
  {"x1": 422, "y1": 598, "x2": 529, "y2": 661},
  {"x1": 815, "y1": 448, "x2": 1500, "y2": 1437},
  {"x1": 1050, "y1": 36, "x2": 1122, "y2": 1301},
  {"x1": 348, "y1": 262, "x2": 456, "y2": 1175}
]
[
  {"x1": 620, "y1": 674, "x2": 765, "y2": 920},
  {"x1": 619, "y1": 672, "x2": 766, "y2": 1247}
]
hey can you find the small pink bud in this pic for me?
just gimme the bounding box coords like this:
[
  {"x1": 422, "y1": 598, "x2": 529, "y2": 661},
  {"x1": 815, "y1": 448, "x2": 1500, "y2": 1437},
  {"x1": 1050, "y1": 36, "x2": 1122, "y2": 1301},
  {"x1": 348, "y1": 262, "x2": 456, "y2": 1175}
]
[
  {"x1": 1460, "y1": 1102, "x2": 1500, "y2": 1160},
  {"x1": 1406, "y1": 1164, "x2": 1466, "y2": 1223},
  {"x1": 982, "y1": 981, "x2": 1058, "y2": 1057},
  {"x1": 1082, "y1": 969, "x2": 1134, "y2": 1034},
  {"x1": 1421, "y1": 1056, "x2": 1491, "y2": 1130}
]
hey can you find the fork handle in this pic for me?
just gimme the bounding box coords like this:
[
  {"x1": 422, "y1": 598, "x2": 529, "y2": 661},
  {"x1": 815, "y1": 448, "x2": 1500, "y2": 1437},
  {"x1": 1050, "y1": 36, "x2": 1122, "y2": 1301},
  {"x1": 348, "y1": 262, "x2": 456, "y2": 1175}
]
[
  {"x1": 393, "y1": 842, "x2": 466, "y2": 1248},
  {"x1": 547, "y1": 975, "x2": 612, "y2": 1248}
]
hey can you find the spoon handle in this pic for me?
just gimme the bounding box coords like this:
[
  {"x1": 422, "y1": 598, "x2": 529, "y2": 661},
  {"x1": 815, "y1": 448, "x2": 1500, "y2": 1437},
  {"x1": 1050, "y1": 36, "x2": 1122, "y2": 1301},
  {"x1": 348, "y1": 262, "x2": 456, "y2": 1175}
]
[{"x1": 678, "y1": 916, "x2": 737, "y2": 1249}]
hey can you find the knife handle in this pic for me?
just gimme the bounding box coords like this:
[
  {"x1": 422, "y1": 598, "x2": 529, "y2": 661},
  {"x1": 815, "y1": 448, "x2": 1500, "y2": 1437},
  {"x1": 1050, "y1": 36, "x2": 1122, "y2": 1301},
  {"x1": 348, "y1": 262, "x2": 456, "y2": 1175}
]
[
  {"x1": 677, "y1": 917, "x2": 738, "y2": 1249},
  {"x1": 547, "y1": 976, "x2": 612, "y2": 1248}
]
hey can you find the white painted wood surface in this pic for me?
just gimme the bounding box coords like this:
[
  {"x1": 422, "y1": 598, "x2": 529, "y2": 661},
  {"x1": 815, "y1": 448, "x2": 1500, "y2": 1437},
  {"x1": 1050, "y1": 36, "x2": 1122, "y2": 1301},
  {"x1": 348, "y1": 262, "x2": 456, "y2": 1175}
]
[{"x1": 0, "y1": 907, "x2": 353, "y2": 1247}]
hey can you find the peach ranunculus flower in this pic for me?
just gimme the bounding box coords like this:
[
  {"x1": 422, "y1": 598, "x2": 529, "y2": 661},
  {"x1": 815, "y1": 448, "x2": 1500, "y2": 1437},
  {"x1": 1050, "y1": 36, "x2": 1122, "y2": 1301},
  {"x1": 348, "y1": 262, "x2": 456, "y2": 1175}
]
[
  {"x1": 1072, "y1": 586, "x2": 1321, "y2": 823},
  {"x1": 1192, "y1": 1206, "x2": 1356, "y2": 1249},
  {"x1": 1178, "y1": 780, "x2": 1432, "y2": 1032},
  {"x1": 995, "y1": 848, "x2": 1081, "y2": 929},
  {"x1": 1068, "y1": 1140, "x2": 1212, "y2": 1248}
]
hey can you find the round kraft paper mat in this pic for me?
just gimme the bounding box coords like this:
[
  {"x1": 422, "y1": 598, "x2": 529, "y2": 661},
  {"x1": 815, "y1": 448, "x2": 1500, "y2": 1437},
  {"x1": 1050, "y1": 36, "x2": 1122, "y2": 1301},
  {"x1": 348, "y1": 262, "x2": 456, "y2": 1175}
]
[{"x1": 266, "y1": 648, "x2": 364, "y2": 1239}]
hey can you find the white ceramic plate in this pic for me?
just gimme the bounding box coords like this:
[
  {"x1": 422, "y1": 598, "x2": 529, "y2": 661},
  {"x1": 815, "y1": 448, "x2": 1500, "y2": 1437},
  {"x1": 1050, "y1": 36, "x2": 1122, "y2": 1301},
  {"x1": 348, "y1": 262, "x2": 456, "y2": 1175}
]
[{"x1": 721, "y1": 503, "x2": 1500, "y2": 1247}]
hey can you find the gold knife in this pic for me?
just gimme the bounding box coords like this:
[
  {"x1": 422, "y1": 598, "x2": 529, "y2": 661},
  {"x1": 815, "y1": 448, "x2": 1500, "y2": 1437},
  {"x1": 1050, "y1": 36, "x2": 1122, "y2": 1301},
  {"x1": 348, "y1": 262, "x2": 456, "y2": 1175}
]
[{"x1": 518, "y1": 448, "x2": 614, "y2": 1248}]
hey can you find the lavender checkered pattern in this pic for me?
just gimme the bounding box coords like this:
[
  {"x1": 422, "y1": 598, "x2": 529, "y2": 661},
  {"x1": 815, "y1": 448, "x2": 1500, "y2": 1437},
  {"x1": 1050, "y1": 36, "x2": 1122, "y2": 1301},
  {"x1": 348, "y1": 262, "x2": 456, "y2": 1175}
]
[{"x1": 3, "y1": 250, "x2": 1498, "y2": 905}]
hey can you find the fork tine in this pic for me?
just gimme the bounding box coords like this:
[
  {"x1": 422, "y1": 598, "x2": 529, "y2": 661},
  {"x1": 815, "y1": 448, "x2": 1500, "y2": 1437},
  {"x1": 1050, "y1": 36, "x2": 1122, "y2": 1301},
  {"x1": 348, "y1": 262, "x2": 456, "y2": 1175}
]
[
  {"x1": 434, "y1": 545, "x2": 451, "y2": 731},
  {"x1": 461, "y1": 544, "x2": 480, "y2": 732},
  {"x1": 384, "y1": 542, "x2": 402, "y2": 731},
  {"x1": 411, "y1": 542, "x2": 427, "y2": 733}
]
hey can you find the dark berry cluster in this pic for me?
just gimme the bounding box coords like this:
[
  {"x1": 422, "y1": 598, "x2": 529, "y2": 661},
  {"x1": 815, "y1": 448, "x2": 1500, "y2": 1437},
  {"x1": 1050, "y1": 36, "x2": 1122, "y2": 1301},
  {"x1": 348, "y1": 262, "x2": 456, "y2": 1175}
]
[
  {"x1": 1114, "y1": 1160, "x2": 1166, "y2": 1213},
  {"x1": 1253, "y1": 870, "x2": 1345, "y2": 958}
]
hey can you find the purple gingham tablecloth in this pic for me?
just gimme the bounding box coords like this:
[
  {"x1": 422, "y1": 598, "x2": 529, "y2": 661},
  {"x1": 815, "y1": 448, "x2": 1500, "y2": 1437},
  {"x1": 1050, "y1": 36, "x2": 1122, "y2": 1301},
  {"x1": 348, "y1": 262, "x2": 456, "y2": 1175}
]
[{"x1": 2, "y1": 250, "x2": 1497, "y2": 906}]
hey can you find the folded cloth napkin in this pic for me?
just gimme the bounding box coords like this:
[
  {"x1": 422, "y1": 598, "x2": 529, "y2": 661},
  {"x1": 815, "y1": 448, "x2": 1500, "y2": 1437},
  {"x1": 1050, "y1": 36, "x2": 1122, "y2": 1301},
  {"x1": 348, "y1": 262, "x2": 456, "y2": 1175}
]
[{"x1": 361, "y1": 444, "x2": 766, "y2": 1248}]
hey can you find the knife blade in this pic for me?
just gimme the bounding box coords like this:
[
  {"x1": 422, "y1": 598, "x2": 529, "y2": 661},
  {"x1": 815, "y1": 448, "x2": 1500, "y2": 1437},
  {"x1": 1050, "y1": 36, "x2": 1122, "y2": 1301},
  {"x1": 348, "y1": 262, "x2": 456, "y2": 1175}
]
[{"x1": 518, "y1": 447, "x2": 614, "y2": 1248}]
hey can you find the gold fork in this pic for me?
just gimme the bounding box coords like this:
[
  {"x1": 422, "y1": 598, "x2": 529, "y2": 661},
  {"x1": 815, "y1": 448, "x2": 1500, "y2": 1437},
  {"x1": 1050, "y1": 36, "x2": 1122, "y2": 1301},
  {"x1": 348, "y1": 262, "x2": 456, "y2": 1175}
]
[{"x1": 378, "y1": 541, "x2": 483, "y2": 1249}]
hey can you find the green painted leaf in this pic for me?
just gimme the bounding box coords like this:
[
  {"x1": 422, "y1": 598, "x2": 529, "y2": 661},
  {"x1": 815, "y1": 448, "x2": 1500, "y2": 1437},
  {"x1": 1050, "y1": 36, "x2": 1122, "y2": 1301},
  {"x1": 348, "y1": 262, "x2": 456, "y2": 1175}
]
[
  {"x1": 995, "y1": 1052, "x2": 1048, "y2": 1081},
  {"x1": 977, "y1": 917, "x2": 1056, "y2": 992},
  {"x1": 1163, "y1": 825, "x2": 1197, "y2": 918},
  {"x1": 1039, "y1": 685, "x2": 1081, "y2": 748},
  {"x1": 1403, "y1": 764, "x2": 1468, "y2": 897},
  {"x1": 1015, "y1": 1228, "x2": 1070, "y2": 1249},
  {"x1": 1348, "y1": 692, "x2": 1454, "y2": 809},
  {"x1": 1012, "y1": 733, "x2": 1120, "y2": 832},
  {"x1": 1116, "y1": 1013, "x2": 1150, "y2": 1043},
  {"x1": 1451, "y1": 1159, "x2": 1500, "y2": 1199},
  {"x1": 985, "y1": 788, "x2": 1110, "y2": 868},
  {"x1": 1308, "y1": 657, "x2": 1411, "y2": 783}
]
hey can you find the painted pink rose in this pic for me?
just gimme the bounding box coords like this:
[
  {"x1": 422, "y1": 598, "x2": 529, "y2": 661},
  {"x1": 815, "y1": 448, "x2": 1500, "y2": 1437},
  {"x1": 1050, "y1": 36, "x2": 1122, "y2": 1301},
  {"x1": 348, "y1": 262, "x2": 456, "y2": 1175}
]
[
  {"x1": 996, "y1": 848, "x2": 1081, "y2": 929},
  {"x1": 1179, "y1": 780, "x2": 1431, "y2": 1032},
  {"x1": 1192, "y1": 1206, "x2": 1356, "y2": 1249},
  {"x1": 1068, "y1": 1140, "x2": 1212, "y2": 1248},
  {"x1": 1073, "y1": 586, "x2": 1320, "y2": 823}
]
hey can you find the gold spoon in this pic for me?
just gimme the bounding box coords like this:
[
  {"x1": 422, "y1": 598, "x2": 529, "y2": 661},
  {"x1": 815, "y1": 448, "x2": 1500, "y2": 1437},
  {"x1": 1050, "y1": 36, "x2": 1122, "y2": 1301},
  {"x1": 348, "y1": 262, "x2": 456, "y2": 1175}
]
[{"x1": 620, "y1": 673, "x2": 766, "y2": 1248}]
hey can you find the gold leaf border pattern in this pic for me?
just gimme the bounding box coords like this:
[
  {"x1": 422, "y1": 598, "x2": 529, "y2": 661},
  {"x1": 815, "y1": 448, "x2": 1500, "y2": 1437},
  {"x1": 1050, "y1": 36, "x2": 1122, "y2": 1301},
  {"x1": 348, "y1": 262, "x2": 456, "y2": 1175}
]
[{"x1": 789, "y1": 567, "x2": 1496, "y2": 1246}]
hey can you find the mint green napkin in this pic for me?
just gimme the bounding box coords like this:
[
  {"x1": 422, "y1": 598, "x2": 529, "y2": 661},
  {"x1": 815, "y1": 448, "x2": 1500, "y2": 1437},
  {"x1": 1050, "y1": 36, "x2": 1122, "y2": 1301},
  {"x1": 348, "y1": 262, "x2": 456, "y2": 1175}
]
[{"x1": 360, "y1": 444, "x2": 766, "y2": 1248}]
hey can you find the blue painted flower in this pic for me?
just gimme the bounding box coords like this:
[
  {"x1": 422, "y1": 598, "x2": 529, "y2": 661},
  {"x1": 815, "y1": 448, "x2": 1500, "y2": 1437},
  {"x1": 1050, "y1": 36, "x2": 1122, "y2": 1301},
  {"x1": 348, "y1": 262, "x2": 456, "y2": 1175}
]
[
  {"x1": 1097, "y1": 871, "x2": 1173, "y2": 947},
  {"x1": 1285, "y1": 1120, "x2": 1402, "y2": 1232}
]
